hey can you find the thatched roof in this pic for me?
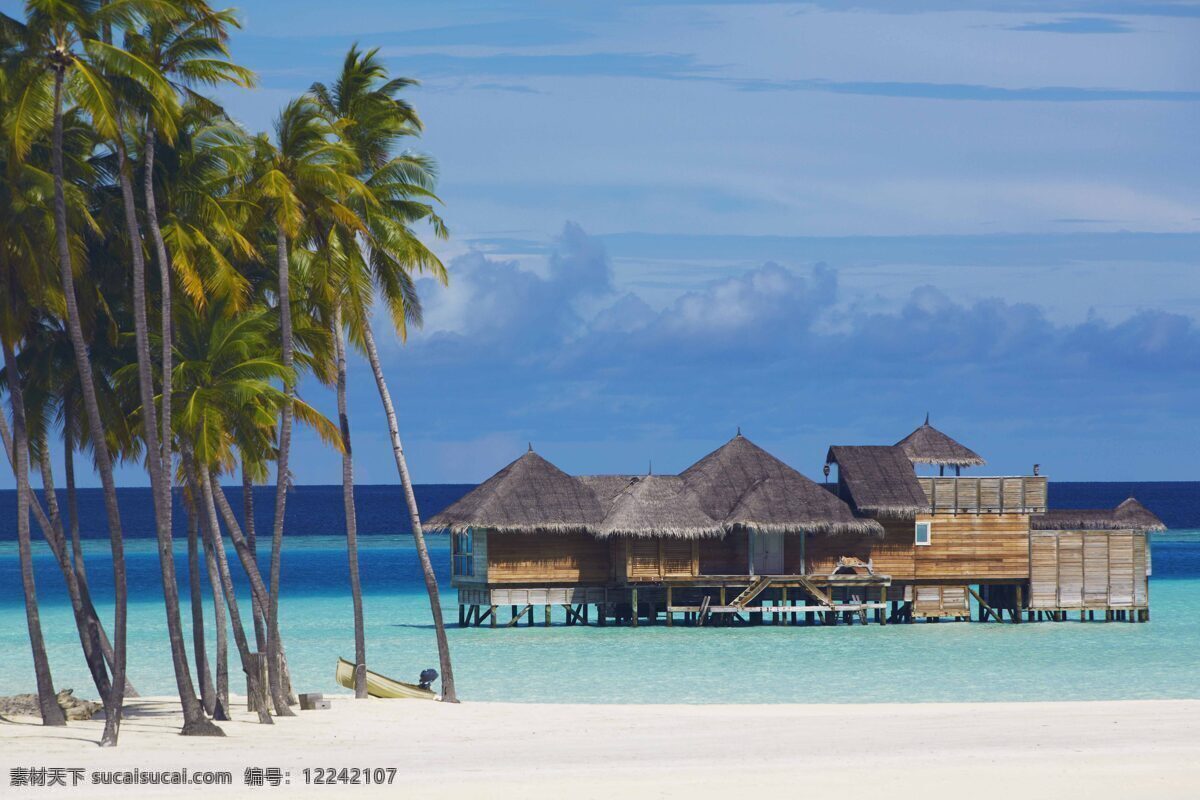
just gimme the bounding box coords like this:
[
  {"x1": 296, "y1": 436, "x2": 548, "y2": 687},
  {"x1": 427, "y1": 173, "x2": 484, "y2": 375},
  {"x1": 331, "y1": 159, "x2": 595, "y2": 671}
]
[
  {"x1": 596, "y1": 476, "x2": 723, "y2": 538},
  {"x1": 896, "y1": 414, "x2": 985, "y2": 467},
  {"x1": 578, "y1": 475, "x2": 638, "y2": 505},
  {"x1": 681, "y1": 434, "x2": 800, "y2": 520},
  {"x1": 430, "y1": 435, "x2": 884, "y2": 538},
  {"x1": 826, "y1": 445, "x2": 929, "y2": 519},
  {"x1": 425, "y1": 449, "x2": 604, "y2": 534},
  {"x1": 1032, "y1": 497, "x2": 1167, "y2": 532},
  {"x1": 726, "y1": 476, "x2": 883, "y2": 536}
]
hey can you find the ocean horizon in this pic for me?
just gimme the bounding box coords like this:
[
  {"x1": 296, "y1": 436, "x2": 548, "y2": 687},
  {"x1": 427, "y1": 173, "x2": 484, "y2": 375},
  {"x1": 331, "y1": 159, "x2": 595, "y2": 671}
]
[{"x1": 2, "y1": 481, "x2": 1198, "y2": 703}]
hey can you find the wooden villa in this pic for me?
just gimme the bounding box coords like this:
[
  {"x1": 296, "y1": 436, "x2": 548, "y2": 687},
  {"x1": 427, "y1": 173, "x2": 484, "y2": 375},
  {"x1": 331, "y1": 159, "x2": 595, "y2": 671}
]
[{"x1": 426, "y1": 422, "x2": 1165, "y2": 628}]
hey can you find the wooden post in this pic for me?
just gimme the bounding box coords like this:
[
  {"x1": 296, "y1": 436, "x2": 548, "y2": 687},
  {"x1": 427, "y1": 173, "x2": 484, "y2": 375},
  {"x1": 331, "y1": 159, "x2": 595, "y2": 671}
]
[
  {"x1": 1014, "y1": 584, "x2": 1022, "y2": 624},
  {"x1": 666, "y1": 586, "x2": 673, "y2": 627},
  {"x1": 458, "y1": 604, "x2": 465, "y2": 628},
  {"x1": 544, "y1": 604, "x2": 551, "y2": 627},
  {"x1": 489, "y1": 604, "x2": 497, "y2": 628},
  {"x1": 631, "y1": 588, "x2": 639, "y2": 628},
  {"x1": 879, "y1": 585, "x2": 887, "y2": 626},
  {"x1": 598, "y1": 603, "x2": 606, "y2": 626}
]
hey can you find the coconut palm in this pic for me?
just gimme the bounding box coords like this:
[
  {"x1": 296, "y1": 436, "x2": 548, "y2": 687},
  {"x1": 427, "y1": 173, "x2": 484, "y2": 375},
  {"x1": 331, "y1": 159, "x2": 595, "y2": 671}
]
[
  {"x1": 172, "y1": 298, "x2": 339, "y2": 719},
  {"x1": 312, "y1": 46, "x2": 457, "y2": 701},
  {"x1": 0, "y1": 0, "x2": 183, "y2": 745},
  {"x1": 248, "y1": 96, "x2": 360, "y2": 714},
  {"x1": 0, "y1": 151, "x2": 65, "y2": 724}
]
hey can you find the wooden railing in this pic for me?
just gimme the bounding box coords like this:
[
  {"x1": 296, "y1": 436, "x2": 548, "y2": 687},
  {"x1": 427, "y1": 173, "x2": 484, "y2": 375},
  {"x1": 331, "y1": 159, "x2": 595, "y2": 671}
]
[{"x1": 916, "y1": 476, "x2": 1047, "y2": 514}]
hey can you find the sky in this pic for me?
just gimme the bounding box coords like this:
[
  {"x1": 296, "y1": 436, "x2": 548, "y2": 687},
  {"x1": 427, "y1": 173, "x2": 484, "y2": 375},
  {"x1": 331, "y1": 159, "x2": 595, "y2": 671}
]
[{"x1": 5, "y1": 0, "x2": 1200, "y2": 487}]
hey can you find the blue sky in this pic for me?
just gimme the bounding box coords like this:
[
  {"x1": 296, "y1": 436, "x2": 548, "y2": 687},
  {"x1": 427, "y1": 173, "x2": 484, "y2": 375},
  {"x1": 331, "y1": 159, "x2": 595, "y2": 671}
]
[{"x1": 7, "y1": 0, "x2": 1200, "y2": 486}]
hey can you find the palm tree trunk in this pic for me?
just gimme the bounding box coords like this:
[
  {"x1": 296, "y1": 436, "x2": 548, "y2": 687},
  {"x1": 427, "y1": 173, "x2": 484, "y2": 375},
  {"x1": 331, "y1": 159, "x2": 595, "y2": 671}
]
[
  {"x1": 4, "y1": 342, "x2": 66, "y2": 725},
  {"x1": 142, "y1": 120, "x2": 173, "y2": 493},
  {"x1": 0, "y1": 410, "x2": 111, "y2": 704},
  {"x1": 185, "y1": 499, "x2": 216, "y2": 716},
  {"x1": 360, "y1": 320, "x2": 457, "y2": 702},
  {"x1": 334, "y1": 304, "x2": 367, "y2": 697},
  {"x1": 51, "y1": 67, "x2": 126, "y2": 746},
  {"x1": 267, "y1": 225, "x2": 296, "y2": 715},
  {"x1": 34, "y1": 439, "x2": 112, "y2": 703},
  {"x1": 195, "y1": 466, "x2": 272, "y2": 725},
  {"x1": 114, "y1": 128, "x2": 214, "y2": 736},
  {"x1": 207, "y1": 476, "x2": 291, "y2": 715},
  {"x1": 198, "y1": 504, "x2": 230, "y2": 721},
  {"x1": 242, "y1": 464, "x2": 267, "y2": 654},
  {"x1": 63, "y1": 414, "x2": 137, "y2": 699}
]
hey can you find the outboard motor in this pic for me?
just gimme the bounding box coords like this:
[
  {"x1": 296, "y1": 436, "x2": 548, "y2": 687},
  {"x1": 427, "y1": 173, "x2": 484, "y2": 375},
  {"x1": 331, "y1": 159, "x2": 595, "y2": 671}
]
[{"x1": 418, "y1": 668, "x2": 439, "y2": 690}]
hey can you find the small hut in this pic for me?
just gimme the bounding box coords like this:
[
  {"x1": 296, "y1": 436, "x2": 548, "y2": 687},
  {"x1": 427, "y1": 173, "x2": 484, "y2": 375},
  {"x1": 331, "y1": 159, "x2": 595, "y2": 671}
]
[
  {"x1": 427, "y1": 448, "x2": 612, "y2": 589},
  {"x1": 1028, "y1": 498, "x2": 1164, "y2": 619},
  {"x1": 896, "y1": 414, "x2": 986, "y2": 475}
]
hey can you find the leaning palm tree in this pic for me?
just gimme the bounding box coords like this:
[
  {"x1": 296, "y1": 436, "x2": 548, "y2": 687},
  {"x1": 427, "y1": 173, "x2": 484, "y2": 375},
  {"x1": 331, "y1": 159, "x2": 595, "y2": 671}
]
[
  {"x1": 249, "y1": 97, "x2": 360, "y2": 714},
  {"x1": 1, "y1": 333, "x2": 65, "y2": 726},
  {"x1": 172, "y1": 298, "x2": 339, "y2": 720},
  {"x1": 311, "y1": 45, "x2": 421, "y2": 698},
  {"x1": 0, "y1": 0, "x2": 178, "y2": 745},
  {"x1": 313, "y1": 47, "x2": 458, "y2": 701},
  {"x1": 0, "y1": 142, "x2": 66, "y2": 723}
]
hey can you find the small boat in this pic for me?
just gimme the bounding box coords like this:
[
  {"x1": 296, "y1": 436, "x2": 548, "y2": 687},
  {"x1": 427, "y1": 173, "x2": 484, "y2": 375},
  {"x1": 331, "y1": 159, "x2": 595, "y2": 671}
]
[{"x1": 335, "y1": 657, "x2": 438, "y2": 700}]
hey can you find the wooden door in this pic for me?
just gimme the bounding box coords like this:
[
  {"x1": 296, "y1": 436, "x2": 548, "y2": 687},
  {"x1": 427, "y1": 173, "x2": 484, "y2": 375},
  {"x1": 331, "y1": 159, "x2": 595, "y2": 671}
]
[{"x1": 752, "y1": 531, "x2": 784, "y2": 575}]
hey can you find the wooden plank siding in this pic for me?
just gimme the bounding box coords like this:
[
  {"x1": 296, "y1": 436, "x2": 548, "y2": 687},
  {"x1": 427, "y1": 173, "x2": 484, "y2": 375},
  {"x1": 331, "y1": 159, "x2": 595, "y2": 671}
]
[
  {"x1": 912, "y1": 514, "x2": 1030, "y2": 581},
  {"x1": 820, "y1": 515, "x2": 1029, "y2": 582},
  {"x1": 699, "y1": 531, "x2": 748, "y2": 575},
  {"x1": 1028, "y1": 529, "x2": 1148, "y2": 610},
  {"x1": 624, "y1": 538, "x2": 700, "y2": 582},
  {"x1": 805, "y1": 526, "x2": 913, "y2": 579},
  {"x1": 916, "y1": 476, "x2": 1047, "y2": 514},
  {"x1": 485, "y1": 531, "x2": 612, "y2": 584}
]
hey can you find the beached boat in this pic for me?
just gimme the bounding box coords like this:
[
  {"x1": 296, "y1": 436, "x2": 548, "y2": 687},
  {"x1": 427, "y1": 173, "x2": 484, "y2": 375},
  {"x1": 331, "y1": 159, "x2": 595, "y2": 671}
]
[{"x1": 335, "y1": 658, "x2": 437, "y2": 700}]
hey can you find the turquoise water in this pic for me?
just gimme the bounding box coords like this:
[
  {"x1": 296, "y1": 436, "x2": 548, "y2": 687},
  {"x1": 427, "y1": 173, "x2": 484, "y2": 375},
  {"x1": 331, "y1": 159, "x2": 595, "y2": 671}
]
[{"x1": 2, "y1": 533, "x2": 1199, "y2": 703}]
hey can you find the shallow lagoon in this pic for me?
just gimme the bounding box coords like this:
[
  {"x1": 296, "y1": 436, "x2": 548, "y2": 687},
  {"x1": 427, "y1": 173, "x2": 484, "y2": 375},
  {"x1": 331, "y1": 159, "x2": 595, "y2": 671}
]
[{"x1": 2, "y1": 532, "x2": 1198, "y2": 703}]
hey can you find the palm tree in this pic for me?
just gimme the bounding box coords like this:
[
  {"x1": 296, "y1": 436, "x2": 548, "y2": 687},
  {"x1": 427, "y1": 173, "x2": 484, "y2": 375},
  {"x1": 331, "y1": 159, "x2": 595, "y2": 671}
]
[
  {"x1": 0, "y1": 0, "x2": 178, "y2": 745},
  {"x1": 1, "y1": 337, "x2": 65, "y2": 725},
  {"x1": 312, "y1": 47, "x2": 458, "y2": 701},
  {"x1": 249, "y1": 97, "x2": 359, "y2": 714},
  {"x1": 172, "y1": 299, "x2": 339, "y2": 720}
]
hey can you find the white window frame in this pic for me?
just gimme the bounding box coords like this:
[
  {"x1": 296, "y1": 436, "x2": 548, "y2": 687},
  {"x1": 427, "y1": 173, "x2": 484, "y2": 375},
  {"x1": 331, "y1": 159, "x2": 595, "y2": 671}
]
[{"x1": 914, "y1": 520, "x2": 932, "y2": 547}]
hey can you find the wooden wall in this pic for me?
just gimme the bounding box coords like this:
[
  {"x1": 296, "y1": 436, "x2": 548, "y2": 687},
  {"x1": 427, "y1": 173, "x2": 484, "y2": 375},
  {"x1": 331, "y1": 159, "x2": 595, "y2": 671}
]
[
  {"x1": 803, "y1": 514, "x2": 1030, "y2": 582},
  {"x1": 1030, "y1": 530, "x2": 1147, "y2": 610},
  {"x1": 485, "y1": 531, "x2": 612, "y2": 584},
  {"x1": 806, "y1": 525, "x2": 914, "y2": 579},
  {"x1": 699, "y1": 532, "x2": 748, "y2": 575},
  {"x1": 625, "y1": 538, "x2": 698, "y2": 581},
  {"x1": 912, "y1": 514, "x2": 1029, "y2": 581}
]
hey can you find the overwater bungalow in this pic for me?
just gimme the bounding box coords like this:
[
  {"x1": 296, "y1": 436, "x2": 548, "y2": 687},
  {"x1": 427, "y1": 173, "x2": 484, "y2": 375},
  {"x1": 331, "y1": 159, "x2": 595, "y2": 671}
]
[{"x1": 427, "y1": 422, "x2": 1165, "y2": 628}]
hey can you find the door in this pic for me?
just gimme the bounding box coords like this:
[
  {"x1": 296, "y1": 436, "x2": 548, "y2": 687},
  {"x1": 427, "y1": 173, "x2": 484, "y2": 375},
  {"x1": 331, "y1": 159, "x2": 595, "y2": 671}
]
[{"x1": 751, "y1": 531, "x2": 784, "y2": 575}]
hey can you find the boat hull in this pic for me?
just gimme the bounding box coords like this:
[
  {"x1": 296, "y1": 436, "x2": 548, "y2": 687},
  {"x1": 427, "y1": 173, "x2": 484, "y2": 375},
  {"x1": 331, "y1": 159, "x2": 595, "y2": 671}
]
[{"x1": 335, "y1": 658, "x2": 438, "y2": 700}]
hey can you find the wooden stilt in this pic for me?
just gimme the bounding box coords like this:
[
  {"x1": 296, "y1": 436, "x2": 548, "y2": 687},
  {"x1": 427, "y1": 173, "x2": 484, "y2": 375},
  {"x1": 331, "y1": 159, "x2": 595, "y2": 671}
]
[
  {"x1": 544, "y1": 604, "x2": 551, "y2": 627},
  {"x1": 879, "y1": 585, "x2": 887, "y2": 626},
  {"x1": 598, "y1": 603, "x2": 606, "y2": 626},
  {"x1": 1014, "y1": 584, "x2": 1023, "y2": 624},
  {"x1": 666, "y1": 587, "x2": 673, "y2": 627},
  {"x1": 458, "y1": 605, "x2": 466, "y2": 627},
  {"x1": 489, "y1": 604, "x2": 497, "y2": 628},
  {"x1": 631, "y1": 588, "x2": 639, "y2": 628}
]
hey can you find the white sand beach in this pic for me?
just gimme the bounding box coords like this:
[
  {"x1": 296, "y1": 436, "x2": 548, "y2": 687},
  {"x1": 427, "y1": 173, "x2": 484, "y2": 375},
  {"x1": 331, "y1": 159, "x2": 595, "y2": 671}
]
[{"x1": 3, "y1": 697, "x2": 1198, "y2": 799}]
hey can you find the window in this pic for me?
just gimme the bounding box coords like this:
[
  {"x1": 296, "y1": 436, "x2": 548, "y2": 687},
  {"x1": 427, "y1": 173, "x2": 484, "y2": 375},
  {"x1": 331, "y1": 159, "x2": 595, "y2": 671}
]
[
  {"x1": 914, "y1": 521, "x2": 932, "y2": 546},
  {"x1": 452, "y1": 530, "x2": 474, "y2": 577}
]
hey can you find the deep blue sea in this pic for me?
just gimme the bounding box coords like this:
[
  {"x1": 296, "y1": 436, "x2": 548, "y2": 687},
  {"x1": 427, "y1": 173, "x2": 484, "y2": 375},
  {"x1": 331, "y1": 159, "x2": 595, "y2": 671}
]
[{"x1": 1, "y1": 482, "x2": 1198, "y2": 702}]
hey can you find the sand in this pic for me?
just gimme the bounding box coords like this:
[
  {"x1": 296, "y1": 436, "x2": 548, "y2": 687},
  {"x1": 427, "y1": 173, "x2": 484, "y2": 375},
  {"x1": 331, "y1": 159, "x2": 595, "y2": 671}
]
[{"x1": 2, "y1": 696, "x2": 1198, "y2": 799}]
